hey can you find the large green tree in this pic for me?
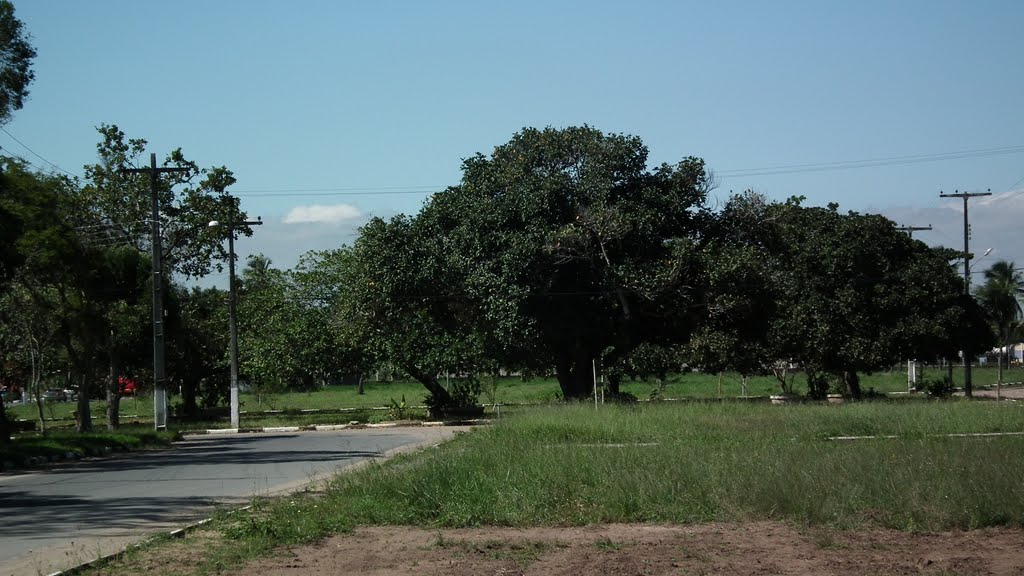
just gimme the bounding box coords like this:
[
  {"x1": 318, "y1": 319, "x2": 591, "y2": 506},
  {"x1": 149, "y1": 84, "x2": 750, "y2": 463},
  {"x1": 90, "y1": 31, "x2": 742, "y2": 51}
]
[
  {"x1": 164, "y1": 285, "x2": 229, "y2": 415},
  {"x1": 235, "y1": 252, "x2": 365, "y2": 400},
  {"x1": 337, "y1": 216, "x2": 479, "y2": 407},
  {"x1": 0, "y1": 159, "x2": 134, "y2": 432},
  {"x1": 343, "y1": 126, "x2": 713, "y2": 401},
  {"x1": 708, "y1": 193, "x2": 992, "y2": 397}
]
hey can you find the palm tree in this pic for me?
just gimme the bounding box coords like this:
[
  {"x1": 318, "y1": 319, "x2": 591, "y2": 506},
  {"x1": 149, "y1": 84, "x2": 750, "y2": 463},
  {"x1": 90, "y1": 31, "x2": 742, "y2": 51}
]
[{"x1": 975, "y1": 260, "x2": 1024, "y2": 383}]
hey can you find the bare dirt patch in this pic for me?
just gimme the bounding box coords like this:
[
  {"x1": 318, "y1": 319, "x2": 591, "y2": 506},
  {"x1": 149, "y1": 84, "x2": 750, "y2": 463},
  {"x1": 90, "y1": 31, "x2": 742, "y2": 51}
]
[
  {"x1": 235, "y1": 522, "x2": 1024, "y2": 576},
  {"x1": 970, "y1": 384, "x2": 1024, "y2": 401}
]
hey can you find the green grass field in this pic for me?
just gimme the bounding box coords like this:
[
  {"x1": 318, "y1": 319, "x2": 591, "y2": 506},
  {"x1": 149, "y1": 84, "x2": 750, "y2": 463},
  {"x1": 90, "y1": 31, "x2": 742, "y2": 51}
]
[
  {"x1": 76, "y1": 398, "x2": 1024, "y2": 575},
  {"x1": 202, "y1": 400, "x2": 1024, "y2": 561}
]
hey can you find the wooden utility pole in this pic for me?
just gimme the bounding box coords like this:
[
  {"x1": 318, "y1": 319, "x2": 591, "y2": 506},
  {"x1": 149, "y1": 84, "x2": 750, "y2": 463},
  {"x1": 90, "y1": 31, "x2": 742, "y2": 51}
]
[
  {"x1": 121, "y1": 153, "x2": 189, "y2": 430},
  {"x1": 938, "y1": 189, "x2": 992, "y2": 397}
]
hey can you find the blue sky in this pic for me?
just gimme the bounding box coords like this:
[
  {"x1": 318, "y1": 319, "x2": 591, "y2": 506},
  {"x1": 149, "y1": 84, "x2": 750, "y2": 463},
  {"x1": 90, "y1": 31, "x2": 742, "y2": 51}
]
[{"x1": 6, "y1": 0, "x2": 1024, "y2": 277}]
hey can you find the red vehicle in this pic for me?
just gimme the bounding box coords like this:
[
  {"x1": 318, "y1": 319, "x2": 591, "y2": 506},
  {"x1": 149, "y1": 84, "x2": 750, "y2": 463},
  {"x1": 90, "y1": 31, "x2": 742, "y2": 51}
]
[{"x1": 118, "y1": 376, "x2": 138, "y2": 395}]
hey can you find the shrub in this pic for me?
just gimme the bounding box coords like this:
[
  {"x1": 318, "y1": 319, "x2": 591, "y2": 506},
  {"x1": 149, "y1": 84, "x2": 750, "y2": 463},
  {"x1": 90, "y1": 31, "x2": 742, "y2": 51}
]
[{"x1": 922, "y1": 377, "x2": 955, "y2": 398}]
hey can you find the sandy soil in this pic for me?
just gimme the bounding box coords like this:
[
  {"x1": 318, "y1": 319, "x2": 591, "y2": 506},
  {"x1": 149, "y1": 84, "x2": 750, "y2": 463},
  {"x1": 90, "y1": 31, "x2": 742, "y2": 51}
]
[{"x1": 233, "y1": 522, "x2": 1024, "y2": 576}]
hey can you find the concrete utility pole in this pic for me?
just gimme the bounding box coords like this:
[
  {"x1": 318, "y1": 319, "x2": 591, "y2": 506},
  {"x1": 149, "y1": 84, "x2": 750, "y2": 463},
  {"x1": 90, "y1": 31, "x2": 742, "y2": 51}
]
[
  {"x1": 939, "y1": 189, "x2": 992, "y2": 397},
  {"x1": 121, "y1": 153, "x2": 189, "y2": 430},
  {"x1": 209, "y1": 196, "x2": 262, "y2": 429},
  {"x1": 896, "y1": 224, "x2": 932, "y2": 391}
]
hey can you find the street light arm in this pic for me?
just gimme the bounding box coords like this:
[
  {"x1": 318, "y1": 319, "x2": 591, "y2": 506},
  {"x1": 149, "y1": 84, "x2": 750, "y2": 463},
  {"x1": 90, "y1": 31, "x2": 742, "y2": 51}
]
[{"x1": 207, "y1": 220, "x2": 262, "y2": 229}]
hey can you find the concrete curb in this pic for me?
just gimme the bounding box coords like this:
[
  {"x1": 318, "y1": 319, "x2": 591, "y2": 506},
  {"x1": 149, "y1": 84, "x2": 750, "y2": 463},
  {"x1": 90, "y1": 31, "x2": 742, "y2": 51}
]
[{"x1": 180, "y1": 419, "x2": 490, "y2": 437}]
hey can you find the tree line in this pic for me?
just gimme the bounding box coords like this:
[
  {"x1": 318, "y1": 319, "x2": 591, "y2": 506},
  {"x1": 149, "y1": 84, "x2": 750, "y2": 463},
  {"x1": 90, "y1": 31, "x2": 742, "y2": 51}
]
[
  {"x1": 4, "y1": 124, "x2": 1017, "y2": 436},
  {"x1": 322, "y1": 125, "x2": 998, "y2": 410},
  {"x1": 0, "y1": 126, "x2": 255, "y2": 437}
]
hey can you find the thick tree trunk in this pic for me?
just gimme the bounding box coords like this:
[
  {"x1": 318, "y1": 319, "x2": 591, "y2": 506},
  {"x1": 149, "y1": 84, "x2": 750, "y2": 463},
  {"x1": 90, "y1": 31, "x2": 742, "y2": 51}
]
[
  {"x1": 605, "y1": 372, "x2": 621, "y2": 397},
  {"x1": 58, "y1": 322, "x2": 91, "y2": 432},
  {"x1": 357, "y1": 373, "x2": 364, "y2": 395},
  {"x1": 842, "y1": 371, "x2": 862, "y2": 399},
  {"x1": 106, "y1": 357, "x2": 121, "y2": 431},
  {"x1": 555, "y1": 348, "x2": 595, "y2": 400},
  {"x1": 28, "y1": 342, "x2": 46, "y2": 434},
  {"x1": 34, "y1": 393, "x2": 46, "y2": 435},
  {"x1": 404, "y1": 365, "x2": 452, "y2": 406},
  {"x1": 76, "y1": 373, "x2": 92, "y2": 433},
  {"x1": 182, "y1": 376, "x2": 199, "y2": 418},
  {"x1": 301, "y1": 373, "x2": 315, "y2": 391}
]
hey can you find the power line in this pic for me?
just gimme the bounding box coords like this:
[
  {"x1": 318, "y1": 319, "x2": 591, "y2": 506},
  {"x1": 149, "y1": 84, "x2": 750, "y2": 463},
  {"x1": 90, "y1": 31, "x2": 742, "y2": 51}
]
[
  {"x1": 224, "y1": 144, "x2": 1024, "y2": 197},
  {"x1": 0, "y1": 147, "x2": 50, "y2": 175},
  {"x1": 0, "y1": 127, "x2": 80, "y2": 178},
  {"x1": 716, "y1": 144, "x2": 1024, "y2": 179},
  {"x1": 2, "y1": 137, "x2": 1019, "y2": 198}
]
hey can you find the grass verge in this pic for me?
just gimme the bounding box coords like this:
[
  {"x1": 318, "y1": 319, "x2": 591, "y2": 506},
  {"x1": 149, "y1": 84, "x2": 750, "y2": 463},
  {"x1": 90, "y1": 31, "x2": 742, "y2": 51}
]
[
  {"x1": 8, "y1": 364, "x2": 1021, "y2": 429},
  {"x1": 0, "y1": 426, "x2": 180, "y2": 468}
]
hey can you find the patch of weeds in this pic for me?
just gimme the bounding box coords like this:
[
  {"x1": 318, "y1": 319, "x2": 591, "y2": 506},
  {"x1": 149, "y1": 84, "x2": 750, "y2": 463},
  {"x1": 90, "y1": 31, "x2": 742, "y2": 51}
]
[
  {"x1": 676, "y1": 545, "x2": 711, "y2": 563},
  {"x1": 594, "y1": 536, "x2": 622, "y2": 551},
  {"x1": 806, "y1": 528, "x2": 846, "y2": 550},
  {"x1": 366, "y1": 396, "x2": 418, "y2": 423},
  {"x1": 387, "y1": 395, "x2": 408, "y2": 420},
  {"x1": 432, "y1": 532, "x2": 457, "y2": 549},
  {"x1": 481, "y1": 540, "x2": 565, "y2": 568},
  {"x1": 649, "y1": 379, "x2": 668, "y2": 401}
]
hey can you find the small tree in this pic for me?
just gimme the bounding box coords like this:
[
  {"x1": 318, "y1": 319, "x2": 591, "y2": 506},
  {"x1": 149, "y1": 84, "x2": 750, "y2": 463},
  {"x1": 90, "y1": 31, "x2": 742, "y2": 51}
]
[{"x1": 975, "y1": 260, "x2": 1024, "y2": 383}]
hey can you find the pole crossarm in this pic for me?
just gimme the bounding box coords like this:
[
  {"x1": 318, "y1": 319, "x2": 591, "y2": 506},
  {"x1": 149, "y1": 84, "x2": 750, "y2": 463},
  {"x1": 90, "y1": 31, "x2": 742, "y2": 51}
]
[{"x1": 895, "y1": 224, "x2": 932, "y2": 236}]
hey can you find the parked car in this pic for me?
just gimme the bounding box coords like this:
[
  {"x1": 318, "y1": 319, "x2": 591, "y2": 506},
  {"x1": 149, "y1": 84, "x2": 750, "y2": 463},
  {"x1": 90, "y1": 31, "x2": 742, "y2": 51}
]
[{"x1": 42, "y1": 388, "x2": 68, "y2": 402}]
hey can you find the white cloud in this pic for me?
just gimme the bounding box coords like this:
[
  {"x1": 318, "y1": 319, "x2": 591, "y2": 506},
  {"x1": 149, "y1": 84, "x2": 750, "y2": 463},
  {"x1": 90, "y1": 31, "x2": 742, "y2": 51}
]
[{"x1": 283, "y1": 204, "x2": 363, "y2": 224}]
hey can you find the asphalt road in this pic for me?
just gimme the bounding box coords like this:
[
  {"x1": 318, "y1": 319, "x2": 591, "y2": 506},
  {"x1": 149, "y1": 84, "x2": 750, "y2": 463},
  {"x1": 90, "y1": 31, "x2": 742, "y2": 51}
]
[{"x1": 0, "y1": 427, "x2": 465, "y2": 576}]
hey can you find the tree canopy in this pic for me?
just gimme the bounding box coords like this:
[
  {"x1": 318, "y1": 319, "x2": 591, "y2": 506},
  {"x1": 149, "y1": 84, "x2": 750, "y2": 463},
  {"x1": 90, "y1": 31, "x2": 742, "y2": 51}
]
[
  {"x1": 339, "y1": 126, "x2": 716, "y2": 401},
  {"x1": 337, "y1": 128, "x2": 989, "y2": 404},
  {"x1": 700, "y1": 192, "x2": 993, "y2": 397},
  {"x1": 0, "y1": 0, "x2": 35, "y2": 124}
]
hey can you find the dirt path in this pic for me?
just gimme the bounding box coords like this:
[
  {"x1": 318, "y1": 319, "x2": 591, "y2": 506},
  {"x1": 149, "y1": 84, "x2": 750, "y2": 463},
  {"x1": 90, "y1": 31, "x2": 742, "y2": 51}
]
[
  {"x1": 970, "y1": 384, "x2": 1024, "y2": 400},
  {"x1": 233, "y1": 522, "x2": 1024, "y2": 576}
]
